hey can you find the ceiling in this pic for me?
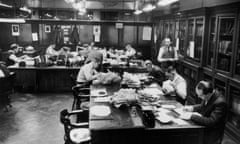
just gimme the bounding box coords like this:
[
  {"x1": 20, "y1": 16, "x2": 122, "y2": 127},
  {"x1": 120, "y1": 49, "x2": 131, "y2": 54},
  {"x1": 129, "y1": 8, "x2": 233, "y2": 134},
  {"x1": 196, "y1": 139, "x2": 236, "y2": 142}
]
[{"x1": 0, "y1": 0, "x2": 175, "y2": 11}]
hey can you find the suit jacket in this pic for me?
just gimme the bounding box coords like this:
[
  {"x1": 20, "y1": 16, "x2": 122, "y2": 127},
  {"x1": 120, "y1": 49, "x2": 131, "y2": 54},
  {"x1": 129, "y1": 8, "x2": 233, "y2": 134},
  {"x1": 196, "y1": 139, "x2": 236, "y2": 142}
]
[{"x1": 191, "y1": 90, "x2": 227, "y2": 144}]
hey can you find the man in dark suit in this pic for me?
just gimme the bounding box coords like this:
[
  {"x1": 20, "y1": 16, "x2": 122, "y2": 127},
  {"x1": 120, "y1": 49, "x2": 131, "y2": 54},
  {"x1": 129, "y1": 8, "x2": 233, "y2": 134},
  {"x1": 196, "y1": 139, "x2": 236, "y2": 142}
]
[{"x1": 180, "y1": 80, "x2": 228, "y2": 144}]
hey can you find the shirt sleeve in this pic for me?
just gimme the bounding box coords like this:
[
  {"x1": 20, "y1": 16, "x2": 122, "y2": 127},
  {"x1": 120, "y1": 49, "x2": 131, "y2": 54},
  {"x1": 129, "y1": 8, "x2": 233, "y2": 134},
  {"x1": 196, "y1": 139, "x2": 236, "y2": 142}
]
[
  {"x1": 0, "y1": 70, "x2": 5, "y2": 78},
  {"x1": 175, "y1": 80, "x2": 187, "y2": 99},
  {"x1": 157, "y1": 47, "x2": 164, "y2": 62},
  {"x1": 9, "y1": 54, "x2": 20, "y2": 63},
  {"x1": 83, "y1": 64, "x2": 95, "y2": 81}
]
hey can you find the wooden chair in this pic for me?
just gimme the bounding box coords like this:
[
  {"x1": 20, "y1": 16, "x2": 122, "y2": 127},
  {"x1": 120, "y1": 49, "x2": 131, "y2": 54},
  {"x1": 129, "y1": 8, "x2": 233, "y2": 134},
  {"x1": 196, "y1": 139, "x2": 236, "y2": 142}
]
[
  {"x1": 0, "y1": 72, "x2": 16, "y2": 111},
  {"x1": 60, "y1": 109, "x2": 90, "y2": 144},
  {"x1": 72, "y1": 84, "x2": 90, "y2": 111}
]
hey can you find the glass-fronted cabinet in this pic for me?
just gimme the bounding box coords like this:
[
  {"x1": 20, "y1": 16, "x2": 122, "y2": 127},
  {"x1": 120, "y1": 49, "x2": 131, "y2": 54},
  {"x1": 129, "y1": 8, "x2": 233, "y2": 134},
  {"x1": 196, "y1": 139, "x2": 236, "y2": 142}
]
[
  {"x1": 207, "y1": 17, "x2": 216, "y2": 67},
  {"x1": 186, "y1": 17, "x2": 204, "y2": 62},
  {"x1": 169, "y1": 20, "x2": 176, "y2": 42},
  {"x1": 194, "y1": 18, "x2": 204, "y2": 61},
  {"x1": 216, "y1": 16, "x2": 235, "y2": 73},
  {"x1": 234, "y1": 18, "x2": 240, "y2": 77},
  {"x1": 229, "y1": 85, "x2": 240, "y2": 132},
  {"x1": 214, "y1": 77, "x2": 227, "y2": 97},
  {"x1": 186, "y1": 19, "x2": 195, "y2": 58},
  {"x1": 163, "y1": 21, "x2": 169, "y2": 38},
  {"x1": 179, "y1": 20, "x2": 187, "y2": 56}
]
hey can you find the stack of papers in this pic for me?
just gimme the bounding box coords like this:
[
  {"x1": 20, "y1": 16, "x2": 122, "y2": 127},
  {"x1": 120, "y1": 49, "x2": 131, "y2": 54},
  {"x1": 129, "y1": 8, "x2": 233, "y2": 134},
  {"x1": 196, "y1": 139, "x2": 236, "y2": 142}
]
[{"x1": 139, "y1": 87, "x2": 164, "y2": 97}]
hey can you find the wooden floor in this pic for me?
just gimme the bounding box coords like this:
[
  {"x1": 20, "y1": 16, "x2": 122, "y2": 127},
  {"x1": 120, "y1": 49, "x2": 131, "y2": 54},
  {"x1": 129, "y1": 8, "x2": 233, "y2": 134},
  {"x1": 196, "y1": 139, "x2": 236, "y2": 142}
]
[{"x1": 0, "y1": 92, "x2": 238, "y2": 144}]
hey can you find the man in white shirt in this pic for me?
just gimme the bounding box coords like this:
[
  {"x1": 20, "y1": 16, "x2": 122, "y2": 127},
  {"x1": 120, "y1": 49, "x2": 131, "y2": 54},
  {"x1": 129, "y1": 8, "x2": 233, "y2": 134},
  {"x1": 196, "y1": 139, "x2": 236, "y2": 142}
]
[
  {"x1": 162, "y1": 63, "x2": 187, "y2": 105},
  {"x1": 125, "y1": 44, "x2": 136, "y2": 58}
]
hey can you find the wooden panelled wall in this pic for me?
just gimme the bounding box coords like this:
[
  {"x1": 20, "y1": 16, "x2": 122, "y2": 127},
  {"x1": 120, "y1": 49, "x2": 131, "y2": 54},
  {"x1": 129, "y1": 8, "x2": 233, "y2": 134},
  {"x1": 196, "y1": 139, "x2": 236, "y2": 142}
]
[{"x1": 0, "y1": 22, "x2": 153, "y2": 59}]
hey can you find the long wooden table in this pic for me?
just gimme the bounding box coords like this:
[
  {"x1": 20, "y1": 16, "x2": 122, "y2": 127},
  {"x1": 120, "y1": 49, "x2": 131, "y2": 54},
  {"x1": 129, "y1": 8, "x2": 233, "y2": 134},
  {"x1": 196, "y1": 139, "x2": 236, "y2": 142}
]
[
  {"x1": 89, "y1": 85, "x2": 204, "y2": 144},
  {"x1": 8, "y1": 65, "x2": 80, "y2": 92},
  {"x1": 8, "y1": 64, "x2": 147, "y2": 92}
]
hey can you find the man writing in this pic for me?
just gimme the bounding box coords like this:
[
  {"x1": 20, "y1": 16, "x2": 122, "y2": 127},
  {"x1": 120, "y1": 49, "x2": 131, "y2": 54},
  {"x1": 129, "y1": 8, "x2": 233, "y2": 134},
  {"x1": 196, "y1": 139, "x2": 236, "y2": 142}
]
[{"x1": 180, "y1": 80, "x2": 227, "y2": 144}]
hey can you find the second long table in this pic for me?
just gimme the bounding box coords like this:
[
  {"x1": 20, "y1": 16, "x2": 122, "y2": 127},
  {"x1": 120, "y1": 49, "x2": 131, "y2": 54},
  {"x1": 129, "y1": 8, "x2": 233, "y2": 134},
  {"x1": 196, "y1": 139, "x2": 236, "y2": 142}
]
[{"x1": 89, "y1": 84, "x2": 204, "y2": 144}]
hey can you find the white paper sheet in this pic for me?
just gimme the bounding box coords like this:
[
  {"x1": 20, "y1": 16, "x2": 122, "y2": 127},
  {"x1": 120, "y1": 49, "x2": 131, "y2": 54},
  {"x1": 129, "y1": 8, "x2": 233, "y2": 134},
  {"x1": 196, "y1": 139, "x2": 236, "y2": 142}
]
[
  {"x1": 142, "y1": 26, "x2": 152, "y2": 41},
  {"x1": 94, "y1": 34, "x2": 100, "y2": 42},
  {"x1": 32, "y1": 33, "x2": 38, "y2": 41}
]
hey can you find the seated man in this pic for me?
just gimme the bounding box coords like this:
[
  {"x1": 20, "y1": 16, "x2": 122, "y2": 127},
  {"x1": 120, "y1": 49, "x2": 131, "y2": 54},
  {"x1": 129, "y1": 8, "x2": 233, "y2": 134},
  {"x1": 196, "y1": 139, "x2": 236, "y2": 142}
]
[
  {"x1": 7, "y1": 43, "x2": 33, "y2": 66},
  {"x1": 181, "y1": 80, "x2": 227, "y2": 144},
  {"x1": 125, "y1": 44, "x2": 136, "y2": 58},
  {"x1": 45, "y1": 44, "x2": 61, "y2": 57},
  {"x1": 145, "y1": 60, "x2": 165, "y2": 85},
  {"x1": 76, "y1": 50, "x2": 103, "y2": 84},
  {"x1": 162, "y1": 62, "x2": 187, "y2": 105}
]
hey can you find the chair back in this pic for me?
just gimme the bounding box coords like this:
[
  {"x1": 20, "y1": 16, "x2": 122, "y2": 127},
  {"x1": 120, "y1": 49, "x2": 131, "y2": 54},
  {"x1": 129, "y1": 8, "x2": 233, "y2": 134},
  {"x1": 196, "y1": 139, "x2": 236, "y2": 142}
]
[
  {"x1": 60, "y1": 109, "x2": 90, "y2": 144},
  {"x1": 0, "y1": 72, "x2": 16, "y2": 94}
]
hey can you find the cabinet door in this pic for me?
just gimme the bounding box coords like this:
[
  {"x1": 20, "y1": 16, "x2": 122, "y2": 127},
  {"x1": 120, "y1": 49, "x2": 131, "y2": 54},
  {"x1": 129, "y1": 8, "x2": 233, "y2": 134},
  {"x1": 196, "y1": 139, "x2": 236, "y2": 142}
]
[
  {"x1": 169, "y1": 20, "x2": 175, "y2": 41},
  {"x1": 186, "y1": 19, "x2": 195, "y2": 58},
  {"x1": 229, "y1": 86, "x2": 240, "y2": 131},
  {"x1": 216, "y1": 16, "x2": 235, "y2": 73},
  {"x1": 179, "y1": 20, "x2": 187, "y2": 56},
  {"x1": 234, "y1": 19, "x2": 240, "y2": 77},
  {"x1": 194, "y1": 18, "x2": 204, "y2": 61},
  {"x1": 207, "y1": 17, "x2": 216, "y2": 67}
]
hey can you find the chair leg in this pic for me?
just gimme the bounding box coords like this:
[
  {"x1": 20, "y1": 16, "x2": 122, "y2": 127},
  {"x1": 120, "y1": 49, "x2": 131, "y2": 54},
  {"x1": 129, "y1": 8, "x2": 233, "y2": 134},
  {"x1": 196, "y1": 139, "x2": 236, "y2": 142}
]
[{"x1": 72, "y1": 99, "x2": 76, "y2": 110}]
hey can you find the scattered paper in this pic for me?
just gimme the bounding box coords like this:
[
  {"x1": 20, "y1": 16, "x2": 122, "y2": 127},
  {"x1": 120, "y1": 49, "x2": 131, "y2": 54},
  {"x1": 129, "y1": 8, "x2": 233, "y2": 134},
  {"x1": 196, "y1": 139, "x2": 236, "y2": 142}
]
[
  {"x1": 32, "y1": 33, "x2": 38, "y2": 41},
  {"x1": 162, "y1": 80, "x2": 174, "y2": 93},
  {"x1": 142, "y1": 26, "x2": 152, "y2": 41},
  {"x1": 172, "y1": 118, "x2": 189, "y2": 125},
  {"x1": 94, "y1": 34, "x2": 100, "y2": 42}
]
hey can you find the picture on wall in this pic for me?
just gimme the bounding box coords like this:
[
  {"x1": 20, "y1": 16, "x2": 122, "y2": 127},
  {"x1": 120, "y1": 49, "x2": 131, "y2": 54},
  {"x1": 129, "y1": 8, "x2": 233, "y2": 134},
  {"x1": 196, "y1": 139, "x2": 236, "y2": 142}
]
[
  {"x1": 45, "y1": 25, "x2": 51, "y2": 33},
  {"x1": 12, "y1": 24, "x2": 20, "y2": 36}
]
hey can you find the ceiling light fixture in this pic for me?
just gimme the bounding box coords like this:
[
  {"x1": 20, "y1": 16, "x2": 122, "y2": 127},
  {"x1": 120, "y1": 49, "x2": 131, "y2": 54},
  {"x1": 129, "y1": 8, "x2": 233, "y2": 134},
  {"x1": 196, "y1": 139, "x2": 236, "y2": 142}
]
[
  {"x1": 0, "y1": 2, "x2": 13, "y2": 8},
  {"x1": 20, "y1": 6, "x2": 32, "y2": 14},
  {"x1": 0, "y1": 18, "x2": 25, "y2": 23},
  {"x1": 133, "y1": 0, "x2": 143, "y2": 15},
  {"x1": 157, "y1": 0, "x2": 179, "y2": 6},
  {"x1": 142, "y1": 4, "x2": 156, "y2": 12},
  {"x1": 134, "y1": 10, "x2": 143, "y2": 15}
]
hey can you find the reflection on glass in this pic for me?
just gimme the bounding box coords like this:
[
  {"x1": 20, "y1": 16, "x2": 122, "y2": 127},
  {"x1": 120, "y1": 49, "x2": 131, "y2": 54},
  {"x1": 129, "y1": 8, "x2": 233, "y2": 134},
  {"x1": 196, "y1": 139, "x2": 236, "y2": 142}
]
[
  {"x1": 169, "y1": 21, "x2": 175, "y2": 40},
  {"x1": 194, "y1": 18, "x2": 204, "y2": 61},
  {"x1": 207, "y1": 17, "x2": 216, "y2": 67},
  {"x1": 235, "y1": 20, "x2": 240, "y2": 75},
  {"x1": 216, "y1": 17, "x2": 235, "y2": 72},
  {"x1": 179, "y1": 20, "x2": 186, "y2": 55},
  {"x1": 214, "y1": 79, "x2": 225, "y2": 96},
  {"x1": 163, "y1": 22, "x2": 169, "y2": 38},
  {"x1": 229, "y1": 86, "x2": 240, "y2": 130},
  {"x1": 186, "y1": 19, "x2": 194, "y2": 58}
]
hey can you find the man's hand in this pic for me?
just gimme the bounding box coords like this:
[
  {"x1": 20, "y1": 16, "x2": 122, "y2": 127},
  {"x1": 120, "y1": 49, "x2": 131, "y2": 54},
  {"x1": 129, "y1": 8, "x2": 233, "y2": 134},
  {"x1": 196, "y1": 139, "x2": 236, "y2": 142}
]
[
  {"x1": 183, "y1": 106, "x2": 194, "y2": 112},
  {"x1": 179, "y1": 112, "x2": 192, "y2": 120}
]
